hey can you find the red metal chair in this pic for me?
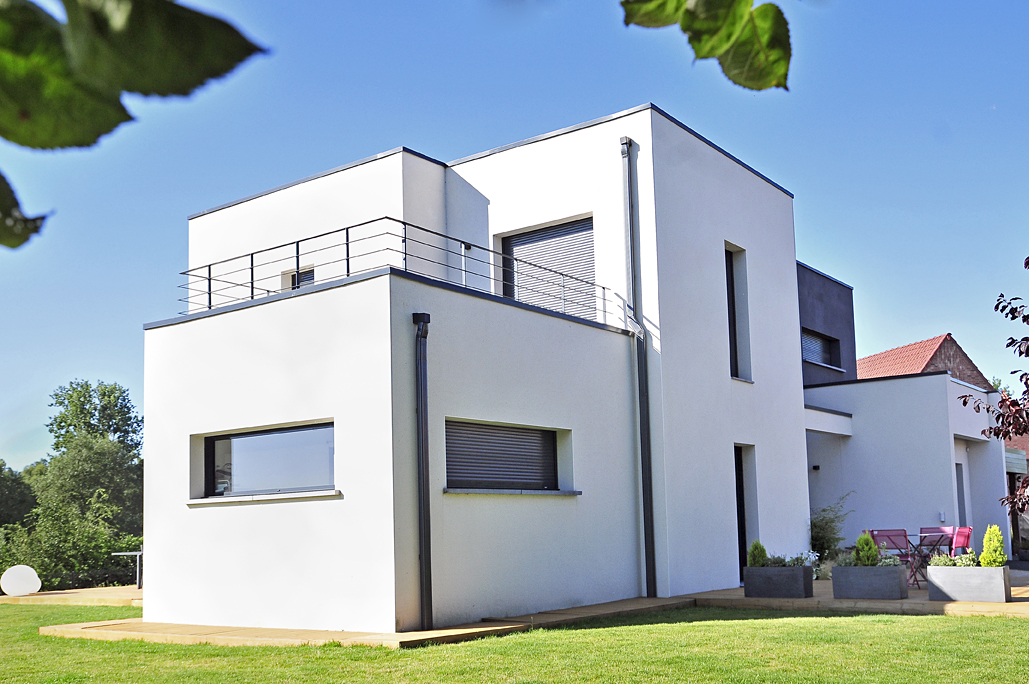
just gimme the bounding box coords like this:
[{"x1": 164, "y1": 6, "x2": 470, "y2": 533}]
[
  {"x1": 870, "y1": 529, "x2": 919, "y2": 587},
  {"x1": 951, "y1": 526, "x2": 972, "y2": 557},
  {"x1": 919, "y1": 526, "x2": 955, "y2": 557}
]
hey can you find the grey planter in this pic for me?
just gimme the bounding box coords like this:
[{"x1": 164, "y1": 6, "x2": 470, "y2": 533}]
[
  {"x1": 744, "y1": 566, "x2": 813, "y2": 598},
  {"x1": 831, "y1": 565, "x2": 908, "y2": 600},
  {"x1": 927, "y1": 566, "x2": 1011, "y2": 603}
]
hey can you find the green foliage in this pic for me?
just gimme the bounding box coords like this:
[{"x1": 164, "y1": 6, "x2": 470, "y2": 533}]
[
  {"x1": 0, "y1": 489, "x2": 141, "y2": 590},
  {"x1": 47, "y1": 379, "x2": 143, "y2": 453},
  {"x1": 766, "y1": 555, "x2": 786, "y2": 567},
  {"x1": 978, "y1": 525, "x2": 1007, "y2": 567},
  {"x1": 0, "y1": 0, "x2": 263, "y2": 249},
  {"x1": 0, "y1": 459, "x2": 35, "y2": 526},
  {"x1": 621, "y1": 0, "x2": 791, "y2": 91},
  {"x1": 929, "y1": 553, "x2": 956, "y2": 567},
  {"x1": 747, "y1": 539, "x2": 767, "y2": 567},
  {"x1": 854, "y1": 532, "x2": 879, "y2": 566},
  {"x1": 955, "y1": 550, "x2": 978, "y2": 567},
  {"x1": 834, "y1": 552, "x2": 855, "y2": 567},
  {"x1": 809, "y1": 493, "x2": 852, "y2": 562},
  {"x1": 877, "y1": 554, "x2": 901, "y2": 567},
  {"x1": 33, "y1": 434, "x2": 143, "y2": 536}
]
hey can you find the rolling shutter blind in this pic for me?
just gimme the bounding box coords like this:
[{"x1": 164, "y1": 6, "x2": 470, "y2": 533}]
[
  {"x1": 502, "y1": 218, "x2": 595, "y2": 320},
  {"x1": 801, "y1": 331, "x2": 831, "y2": 365},
  {"x1": 445, "y1": 421, "x2": 558, "y2": 490}
]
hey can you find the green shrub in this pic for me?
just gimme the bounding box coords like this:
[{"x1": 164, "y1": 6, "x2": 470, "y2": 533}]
[
  {"x1": 955, "y1": 550, "x2": 978, "y2": 567},
  {"x1": 747, "y1": 540, "x2": 768, "y2": 568},
  {"x1": 834, "y1": 552, "x2": 856, "y2": 567},
  {"x1": 877, "y1": 554, "x2": 901, "y2": 567},
  {"x1": 929, "y1": 553, "x2": 956, "y2": 567},
  {"x1": 766, "y1": 555, "x2": 787, "y2": 567},
  {"x1": 854, "y1": 532, "x2": 880, "y2": 566},
  {"x1": 978, "y1": 525, "x2": 1007, "y2": 567},
  {"x1": 809, "y1": 493, "x2": 852, "y2": 562}
]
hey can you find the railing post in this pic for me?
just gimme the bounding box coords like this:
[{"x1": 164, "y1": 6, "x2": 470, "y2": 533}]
[
  {"x1": 403, "y1": 223, "x2": 408, "y2": 271},
  {"x1": 250, "y1": 253, "x2": 254, "y2": 300},
  {"x1": 601, "y1": 286, "x2": 607, "y2": 324},
  {"x1": 345, "y1": 227, "x2": 350, "y2": 277},
  {"x1": 561, "y1": 274, "x2": 566, "y2": 314},
  {"x1": 295, "y1": 241, "x2": 301, "y2": 289},
  {"x1": 207, "y1": 265, "x2": 212, "y2": 310},
  {"x1": 461, "y1": 243, "x2": 468, "y2": 287}
]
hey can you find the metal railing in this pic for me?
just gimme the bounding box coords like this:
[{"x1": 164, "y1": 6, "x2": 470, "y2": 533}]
[{"x1": 179, "y1": 217, "x2": 630, "y2": 328}]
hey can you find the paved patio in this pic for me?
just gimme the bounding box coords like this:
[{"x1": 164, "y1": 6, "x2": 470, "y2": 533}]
[{"x1": 21, "y1": 570, "x2": 1029, "y2": 648}]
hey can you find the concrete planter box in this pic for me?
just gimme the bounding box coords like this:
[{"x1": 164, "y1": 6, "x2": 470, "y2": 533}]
[
  {"x1": 927, "y1": 566, "x2": 1011, "y2": 603},
  {"x1": 831, "y1": 565, "x2": 908, "y2": 600},
  {"x1": 744, "y1": 566, "x2": 813, "y2": 598}
]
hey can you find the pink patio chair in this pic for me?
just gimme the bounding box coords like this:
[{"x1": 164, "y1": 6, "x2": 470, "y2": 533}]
[
  {"x1": 870, "y1": 528, "x2": 918, "y2": 586},
  {"x1": 950, "y1": 526, "x2": 972, "y2": 557},
  {"x1": 919, "y1": 526, "x2": 955, "y2": 557}
]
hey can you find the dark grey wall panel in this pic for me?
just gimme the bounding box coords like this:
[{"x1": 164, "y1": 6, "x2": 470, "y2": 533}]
[
  {"x1": 797, "y1": 262, "x2": 857, "y2": 386},
  {"x1": 446, "y1": 421, "x2": 558, "y2": 490}
]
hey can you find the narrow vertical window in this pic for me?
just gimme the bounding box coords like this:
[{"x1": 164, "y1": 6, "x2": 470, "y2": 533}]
[{"x1": 726, "y1": 249, "x2": 740, "y2": 378}]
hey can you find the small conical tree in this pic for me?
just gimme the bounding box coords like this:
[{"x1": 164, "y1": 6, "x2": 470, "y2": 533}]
[
  {"x1": 978, "y1": 525, "x2": 1007, "y2": 567},
  {"x1": 855, "y1": 532, "x2": 880, "y2": 566},
  {"x1": 747, "y1": 540, "x2": 768, "y2": 568}
]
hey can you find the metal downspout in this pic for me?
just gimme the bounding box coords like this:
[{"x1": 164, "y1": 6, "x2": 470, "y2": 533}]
[
  {"x1": 413, "y1": 312, "x2": 433, "y2": 630},
  {"x1": 621, "y1": 136, "x2": 658, "y2": 598}
]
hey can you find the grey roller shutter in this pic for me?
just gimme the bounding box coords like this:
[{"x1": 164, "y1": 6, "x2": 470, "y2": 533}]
[
  {"x1": 801, "y1": 330, "x2": 831, "y2": 365},
  {"x1": 502, "y1": 218, "x2": 595, "y2": 320},
  {"x1": 445, "y1": 421, "x2": 558, "y2": 490}
]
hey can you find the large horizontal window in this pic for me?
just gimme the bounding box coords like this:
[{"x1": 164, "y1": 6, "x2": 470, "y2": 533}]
[
  {"x1": 204, "y1": 423, "x2": 334, "y2": 497},
  {"x1": 445, "y1": 421, "x2": 557, "y2": 490}
]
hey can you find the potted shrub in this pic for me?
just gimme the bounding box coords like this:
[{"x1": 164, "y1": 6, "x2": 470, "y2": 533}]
[
  {"x1": 743, "y1": 541, "x2": 815, "y2": 598},
  {"x1": 928, "y1": 525, "x2": 1011, "y2": 603},
  {"x1": 831, "y1": 533, "x2": 909, "y2": 600}
]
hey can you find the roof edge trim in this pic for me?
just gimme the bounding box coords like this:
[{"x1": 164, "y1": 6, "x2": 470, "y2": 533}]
[
  {"x1": 797, "y1": 261, "x2": 854, "y2": 290},
  {"x1": 187, "y1": 147, "x2": 446, "y2": 220},
  {"x1": 805, "y1": 370, "x2": 952, "y2": 389}
]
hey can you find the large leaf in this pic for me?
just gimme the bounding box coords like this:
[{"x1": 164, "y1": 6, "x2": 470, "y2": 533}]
[
  {"x1": 60, "y1": 0, "x2": 265, "y2": 97},
  {"x1": 0, "y1": 0, "x2": 131, "y2": 149},
  {"x1": 621, "y1": 0, "x2": 687, "y2": 28},
  {"x1": 679, "y1": 0, "x2": 752, "y2": 60},
  {"x1": 0, "y1": 169, "x2": 46, "y2": 248},
  {"x1": 717, "y1": 3, "x2": 790, "y2": 90}
]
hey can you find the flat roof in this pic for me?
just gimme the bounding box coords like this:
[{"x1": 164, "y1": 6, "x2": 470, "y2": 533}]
[{"x1": 187, "y1": 103, "x2": 793, "y2": 220}]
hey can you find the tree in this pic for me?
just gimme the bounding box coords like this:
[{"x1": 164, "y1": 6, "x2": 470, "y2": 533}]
[
  {"x1": 1, "y1": 0, "x2": 264, "y2": 249},
  {"x1": 621, "y1": 0, "x2": 791, "y2": 91},
  {"x1": 960, "y1": 256, "x2": 1029, "y2": 516},
  {"x1": 47, "y1": 379, "x2": 143, "y2": 453},
  {"x1": 0, "y1": 459, "x2": 35, "y2": 526}
]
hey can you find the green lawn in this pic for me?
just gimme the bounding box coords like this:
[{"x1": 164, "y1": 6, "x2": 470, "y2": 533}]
[{"x1": 2, "y1": 604, "x2": 1028, "y2": 683}]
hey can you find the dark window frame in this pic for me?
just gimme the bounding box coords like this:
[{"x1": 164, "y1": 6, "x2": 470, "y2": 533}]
[
  {"x1": 204, "y1": 422, "x2": 334, "y2": 498},
  {"x1": 726, "y1": 249, "x2": 740, "y2": 378},
  {"x1": 445, "y1": 420, "x2": 559, "y2": 491},
  {"x1": 800, "y1": 328, "x2": 841, "y2": 368}
]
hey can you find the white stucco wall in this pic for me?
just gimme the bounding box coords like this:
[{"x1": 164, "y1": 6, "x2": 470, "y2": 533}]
[
  {"x1": 388, "y1": 275, "x2": 641, "y2": 629},
  {"x1": 143, "y1": 277, "x2": 399, "y2": 632},
  {"x1": 804, "y1": 374, "x2": 1010, "y2": 554}
]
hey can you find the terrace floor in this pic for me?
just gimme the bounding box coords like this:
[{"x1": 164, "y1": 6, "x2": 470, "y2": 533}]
[{"x1": 25, "y1": 570, "x2": 1029, "y2": 648}]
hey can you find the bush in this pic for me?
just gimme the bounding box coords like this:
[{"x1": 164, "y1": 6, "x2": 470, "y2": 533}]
[
  {"x1": 787, "y1": 551, "x2": 818, "y2": 567},
  {"x1": 877, "y1": 555, "x2": 901, "y2": 567},
  {"x1": 929, "y1": 554, "x2": 956, "y2": 567},
  {"x1": 978, "y1": 525, "x2": 1007, "y2": 567},
  {"x1": 854, "y1": 532, "x2": 880, "y2": 566},
  {"x1": 810, "y1": 493, "x2": 852, "y2": 562},
  {"x1": 747, "y1": 540, "x2": 768, "y2": 568},
  {"x1": 955, "y1": 550, "x2": 978, "y2": 567},
  {"x1": 834, "y1": 552, "x2": 856, "y2": 567},
  {"x1": 767, "y1": 555, "x2": 787, "y2": 567}
]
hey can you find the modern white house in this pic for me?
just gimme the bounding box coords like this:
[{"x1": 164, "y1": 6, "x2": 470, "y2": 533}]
[
  {"x1": 798, "y1": 268, "x2": 1011, "y2": 556},
  {"x1": 142, "y1": 103, "x2": 814, "y2": 633}
]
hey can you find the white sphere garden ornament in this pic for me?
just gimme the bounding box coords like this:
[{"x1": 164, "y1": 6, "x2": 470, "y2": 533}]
[{"x1": 1, "y1": 565, "x2": 42, "y2": 596}]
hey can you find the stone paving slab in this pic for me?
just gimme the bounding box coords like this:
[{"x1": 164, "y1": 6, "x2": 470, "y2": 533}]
[{"x1": 0, "y1": 586, "x2": 142, "y2": 607}]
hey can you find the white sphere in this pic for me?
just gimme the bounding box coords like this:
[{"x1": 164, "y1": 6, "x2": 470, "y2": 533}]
[{"x1": 1, "y1": 565, "x2": 42, "y2": 596}]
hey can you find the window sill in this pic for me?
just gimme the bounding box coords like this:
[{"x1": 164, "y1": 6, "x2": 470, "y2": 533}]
[
  {"x1": 187, "y1": 489, "x2": 343, "y2": 506},
  {"x1": 731, "y1": 376, "x2": 754, "y2": 384},
  {"x1": 443, "y1": 488, "x2": 582, "y2": 496},
  {"x1": 803, "y1": 359, "x2": 846, "y2": 373}
]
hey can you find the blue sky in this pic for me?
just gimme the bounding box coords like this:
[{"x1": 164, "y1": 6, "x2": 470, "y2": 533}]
[{"x1": 1, "y1": 0, "x2": 1027, "y2": 470}]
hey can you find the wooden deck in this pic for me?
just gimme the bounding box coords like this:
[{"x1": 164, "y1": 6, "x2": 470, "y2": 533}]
[{"x1": 0, "y1": 585, "x2": 142, "y2": 607}]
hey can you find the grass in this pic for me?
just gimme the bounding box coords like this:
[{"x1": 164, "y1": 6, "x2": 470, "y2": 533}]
[{"x1": 2, "y1": 604, "x2": 1029, "y2": 683}]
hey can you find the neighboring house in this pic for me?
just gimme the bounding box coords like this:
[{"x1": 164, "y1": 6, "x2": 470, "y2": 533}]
[
  {"x1": 143, "y1": 104, "x2": 812, "y2": 633},
  {"x1": 798, "y1": 288, "x2": 1011, "y2": 555}
]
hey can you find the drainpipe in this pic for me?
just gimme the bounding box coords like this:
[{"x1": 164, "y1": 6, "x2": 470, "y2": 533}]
[
  {"x1": 621, "y1": 136, "x2": 657, "y2": 599},
  {"x1": 413, "y1": 312, "x2": 433, "y2": 630}
]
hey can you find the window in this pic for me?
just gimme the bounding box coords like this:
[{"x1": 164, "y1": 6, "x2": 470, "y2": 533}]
[
  {"x1": 801, "y1": 329, "x2": 840, "y2": 367},
  {"x1": 281, "y1": 267, "x2": 314, "y2": 291},
  {"x1": 445, "y1": 421, "x2": 557, "y2": 490},
  {"x1": 501, "y1": 218, "x2": 596, "y2": 320},
  {"x1": 204, "y1": 423, "x2": 334, "y2": 497},
  {"x1": 725, "y1": 246, "x2": 751, "y2": 379}
]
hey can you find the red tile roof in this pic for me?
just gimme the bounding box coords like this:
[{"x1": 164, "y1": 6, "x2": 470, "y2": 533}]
[{"x1": 857, "y1": 334, "x2": 950, "y2": 380}]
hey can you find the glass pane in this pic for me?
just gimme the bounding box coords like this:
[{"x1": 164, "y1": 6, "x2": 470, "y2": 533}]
[{"x1": 214, "y1": 425, "x2": 334, "y2": 496}]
